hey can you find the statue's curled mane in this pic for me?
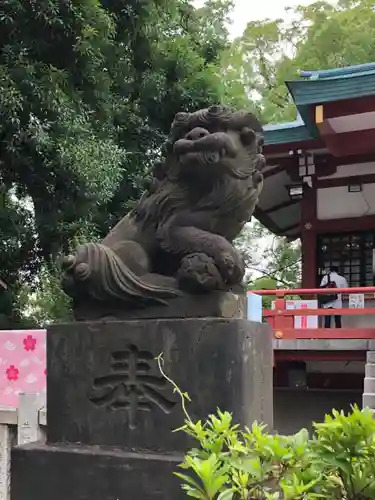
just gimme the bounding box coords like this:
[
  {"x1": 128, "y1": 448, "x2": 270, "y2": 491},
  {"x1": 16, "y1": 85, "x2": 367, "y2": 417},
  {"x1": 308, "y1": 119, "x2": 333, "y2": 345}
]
[
  {"x1": 61, "y1": 104, "x2": 265, "y2": 314},
  {"x1": 135, "y1": 105, "x2": 264, "y2": 229}
]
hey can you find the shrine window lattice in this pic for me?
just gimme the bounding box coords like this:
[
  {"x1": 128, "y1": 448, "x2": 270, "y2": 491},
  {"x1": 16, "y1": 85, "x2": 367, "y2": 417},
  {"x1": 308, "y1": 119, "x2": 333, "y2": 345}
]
[{"x1": 317, "y1": 231, "x2": 375, "y2": 287}]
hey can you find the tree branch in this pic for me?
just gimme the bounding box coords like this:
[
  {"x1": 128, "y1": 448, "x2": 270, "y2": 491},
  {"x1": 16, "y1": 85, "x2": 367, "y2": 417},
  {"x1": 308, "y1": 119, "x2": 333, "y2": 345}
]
[
  {"x1": 256, "y1": 48, "x2": 290, "y2": 109},
  {"x1": 247, "y1": 265, "x2": 293, "y2": 287}
]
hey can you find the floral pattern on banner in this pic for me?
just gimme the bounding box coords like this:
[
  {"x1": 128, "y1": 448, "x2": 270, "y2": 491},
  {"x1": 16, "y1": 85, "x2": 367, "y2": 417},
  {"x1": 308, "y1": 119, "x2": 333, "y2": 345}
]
[{"x1": 0, "y1": 330, "x2": 46, "y2": 407}]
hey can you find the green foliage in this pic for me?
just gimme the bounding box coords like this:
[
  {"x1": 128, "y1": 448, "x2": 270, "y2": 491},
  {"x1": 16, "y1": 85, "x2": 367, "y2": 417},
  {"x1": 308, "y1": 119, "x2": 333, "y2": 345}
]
[
  {"x1": 235, "y1": 222, "x2": 301, "y2": 295},
  {"x1": 0, "y1": 0, "x2": 125, "y2": 325},
  {"x1": 249, "y1": 277, "x2": 276, "y2": 310},
  {"x1": 5, "y1": 0, "x2": 375, "y2": 325},
  {"x1": 17, "y1": 265, "x2": 73, "y2": 327},
  {"x1": 156, "y1": 356, "x2": 375, "y2": 499},
  {"x1": 0, "y1": 0, "x2": 239, "y2": 327},
  {"x1": 312, "y1": 407, "x2": 375, "y2": 499},
  {"x1": 175, "y1": 402, "x2": 375, "y2": 499},
  {"x1": 222, "y1": 0, "x2": 375, "y2": 123},
  {"x1": 0, "y1": 190, "x2": 37, "y2": 328}
]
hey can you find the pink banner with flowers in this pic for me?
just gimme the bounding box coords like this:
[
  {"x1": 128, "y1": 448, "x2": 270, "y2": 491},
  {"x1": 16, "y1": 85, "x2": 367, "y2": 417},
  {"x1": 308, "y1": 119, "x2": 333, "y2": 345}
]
[{"x1": 0, "y1": 330, "x2": 46, "y2": 407}]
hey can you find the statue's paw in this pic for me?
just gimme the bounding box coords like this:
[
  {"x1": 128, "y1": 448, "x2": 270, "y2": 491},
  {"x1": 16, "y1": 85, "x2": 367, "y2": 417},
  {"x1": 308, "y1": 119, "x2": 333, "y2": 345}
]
[
  {"x1": 177, "y1": 253, "x2": 225, "y2": 293},
  {"x1": 216, "y1": 250, "x2": 244, "y2": 285},
  {"x1": 61, "y1": 254, "x2": 77, "y2": 272},
  {"x1": 60, "y1": 250, "x2": 91, "y2": 291}
]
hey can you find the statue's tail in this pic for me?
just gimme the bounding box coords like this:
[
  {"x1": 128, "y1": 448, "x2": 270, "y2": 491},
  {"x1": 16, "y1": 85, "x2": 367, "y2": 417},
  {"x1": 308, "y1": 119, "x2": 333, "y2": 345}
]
[{"x1": 62, "y1": 243, "x2": 182, "y2": 305}]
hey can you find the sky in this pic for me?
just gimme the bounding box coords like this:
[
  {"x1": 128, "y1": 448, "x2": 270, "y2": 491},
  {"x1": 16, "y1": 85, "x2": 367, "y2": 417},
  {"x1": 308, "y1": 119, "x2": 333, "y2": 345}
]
[
  {"x1": 227, "y1": 0, "x2": 316, "y2": 38},
  {"x1": 194, "y1": 0, "x2": 318, "y2": 38}
]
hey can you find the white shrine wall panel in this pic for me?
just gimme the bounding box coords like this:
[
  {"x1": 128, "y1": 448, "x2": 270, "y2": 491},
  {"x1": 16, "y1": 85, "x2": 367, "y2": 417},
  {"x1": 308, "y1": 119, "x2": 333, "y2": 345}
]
[
  {"x1": 318, "y1": 162, "x2": 375, "y2": 180},
  {"x1": 317, "y1": 183, "x2": 375, "y2": 220}
]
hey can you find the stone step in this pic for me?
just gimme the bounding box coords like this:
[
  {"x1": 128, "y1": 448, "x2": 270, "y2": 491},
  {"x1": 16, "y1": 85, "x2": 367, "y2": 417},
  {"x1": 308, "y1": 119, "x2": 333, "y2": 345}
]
[
  {"x1": 365, "y1": 364, "x2": 375, "y2": 378},
  {"x1": 364, "y1": 378, "x2": 375, "y2": 393},
  {"x1": 362, "y1": 393, "x2": 375, "y2": 408}
]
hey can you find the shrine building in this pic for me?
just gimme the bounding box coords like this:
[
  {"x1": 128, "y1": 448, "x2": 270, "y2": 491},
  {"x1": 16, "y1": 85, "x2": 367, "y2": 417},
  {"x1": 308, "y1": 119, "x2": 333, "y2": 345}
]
[{"x1": 257, "y1": 62, "x2": 375, "y2": 433}]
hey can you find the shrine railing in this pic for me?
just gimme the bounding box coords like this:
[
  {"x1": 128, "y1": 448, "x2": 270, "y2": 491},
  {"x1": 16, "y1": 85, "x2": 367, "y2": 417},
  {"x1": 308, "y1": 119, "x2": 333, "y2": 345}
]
[{"x1": 250, "y1": 286, "x2": 375, "y2": 340}]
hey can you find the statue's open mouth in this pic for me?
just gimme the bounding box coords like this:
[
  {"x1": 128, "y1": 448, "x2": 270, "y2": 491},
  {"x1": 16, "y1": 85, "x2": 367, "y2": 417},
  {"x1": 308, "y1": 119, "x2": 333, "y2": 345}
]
[{"x1": 174, "y1": 132, "x2": 236, "y2": 166}]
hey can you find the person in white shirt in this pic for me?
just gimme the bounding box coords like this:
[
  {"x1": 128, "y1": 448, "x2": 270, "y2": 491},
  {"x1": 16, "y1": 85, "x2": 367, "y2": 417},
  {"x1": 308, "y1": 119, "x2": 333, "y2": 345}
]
[{"x1": 320, "y1": 266, "x2": 349, "y2": 328}]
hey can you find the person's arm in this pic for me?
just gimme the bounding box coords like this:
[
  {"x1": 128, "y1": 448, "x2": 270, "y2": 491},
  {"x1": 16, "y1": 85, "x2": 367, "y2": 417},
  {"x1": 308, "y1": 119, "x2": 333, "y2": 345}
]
[
  {"x1": 320, "y1": 275, "x2": 328, "y2": 287},
  {"x1": 343, "y1": 278, "x2": 349, "y2": 289}
]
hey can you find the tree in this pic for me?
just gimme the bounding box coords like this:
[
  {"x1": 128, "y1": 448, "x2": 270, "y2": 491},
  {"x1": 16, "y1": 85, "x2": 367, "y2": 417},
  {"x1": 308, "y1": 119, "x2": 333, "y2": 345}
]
[
  {"x1": 235, "y1": 221, "x2": 302, "y2": 311},
  {"x1": 94, "y1": 0, "x2": 236, "y2": 230},
  {"x1": 228, "y1": 0, "x2": 375, "y2": 294},
  {"x1": 221, "y1": 0, "x2": 375, "y2": 123},
  {"x1": 17, "y1": 265, "x2": 73, "y2": 327},
  {"x1": 0, "y1": 0, "x2": 127, "y2": 326},
  {"x1": 235, "y1": 221, "x2": 301, "y2": 304},
  {"x1": 11, "y1": 0, "x2": 371, "y2": 324},
  {"x1": 0, "y1": 190, "x2": 37, "y2": 328},
  {"x1": 0, "y1": 0, "x2": 240, "y2": 326}
]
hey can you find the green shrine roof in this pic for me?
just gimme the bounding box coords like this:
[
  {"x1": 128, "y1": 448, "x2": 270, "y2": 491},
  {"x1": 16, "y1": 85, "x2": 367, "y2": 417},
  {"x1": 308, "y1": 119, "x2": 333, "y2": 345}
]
[
  {"x1": 264, "y1": 62, "x2": 375, "y2": 146},
  {"x1": 264, "y1": 118, "x2": 312, "y2": 146}
]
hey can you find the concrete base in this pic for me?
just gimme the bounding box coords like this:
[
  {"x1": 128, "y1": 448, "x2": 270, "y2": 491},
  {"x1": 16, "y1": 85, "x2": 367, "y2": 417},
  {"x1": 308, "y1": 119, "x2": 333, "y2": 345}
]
[
  {"x1": 274, "y1": 339, "x2": 375, "y2": 351},
  {"x1": 363, "y1": 351, "x2": 375, "y2": 409},
  {"x1": 46, "y1": 319, "x2": 273, "y2": 450},
  {"x1": 11, "y1": 318, "x2": 273, "y2": 500},
  {"x1": 73, "y1": 291, "x2": 246, "y2": 321},
  {"x1": 11, "y1": 442, "x2": 184, "y2": 500}
]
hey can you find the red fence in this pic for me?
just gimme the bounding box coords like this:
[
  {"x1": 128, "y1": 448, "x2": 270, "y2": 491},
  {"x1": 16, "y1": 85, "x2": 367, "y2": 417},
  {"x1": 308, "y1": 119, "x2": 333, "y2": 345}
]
[{"x1": 251, "y1": 287, "x2": 375, "y2": 340}]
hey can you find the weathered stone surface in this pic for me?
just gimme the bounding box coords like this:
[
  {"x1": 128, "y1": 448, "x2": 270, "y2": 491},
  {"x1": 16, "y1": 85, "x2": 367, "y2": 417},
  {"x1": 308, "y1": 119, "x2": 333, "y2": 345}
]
[
  {"x1": 363, "y1": 393, "x2": 375, "y2": 409},
  {"x1": 61, "y1": 106, "x2": 265, "y2": 320},
  {"x1": 47, "y1": 319, "x2": 273, "y2": 451},
  {"x1": 365, "y1": 363, "x2": 375, "y2": 378},
  {"x1": 274, "y1": 339, "x2": 372, "y2": 351},
  {"x1": 363, "y1": 378, "x2": 375, "y2": 393},
  {"x1": 366, "y1": 350, "x2": 375, "y2": 364},
  {"x1": 11, "y1": 442, "x2": 184, "y2": 500},
  {"x1": 11, "y1": 317, "x2": 273, "y2": 500},
  {"x1": 363, "y1": 351, "x2": 375, "y2": 410},
  {"x1": 73, "y1": 291, "x2": 247, "y2": 321}
]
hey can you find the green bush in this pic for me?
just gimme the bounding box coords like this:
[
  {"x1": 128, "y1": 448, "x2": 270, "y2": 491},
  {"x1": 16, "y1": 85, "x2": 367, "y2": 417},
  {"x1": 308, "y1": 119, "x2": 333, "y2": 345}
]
[
  {"x1": 157, "y1": 356, "x2": 375, "y2": 500},
  {"x1": 174, "y1": 406, "x2": 375, "y2": 499},
  {"x1": 157, "y1": 354, "x2": 375, "y2": 500}
]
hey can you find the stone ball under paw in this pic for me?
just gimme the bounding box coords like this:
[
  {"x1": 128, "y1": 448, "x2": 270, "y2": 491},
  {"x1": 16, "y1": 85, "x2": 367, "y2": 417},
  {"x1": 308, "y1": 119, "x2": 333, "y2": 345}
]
[{"x1": 177, "y1": 253, "x2": 224, "y2": 293}]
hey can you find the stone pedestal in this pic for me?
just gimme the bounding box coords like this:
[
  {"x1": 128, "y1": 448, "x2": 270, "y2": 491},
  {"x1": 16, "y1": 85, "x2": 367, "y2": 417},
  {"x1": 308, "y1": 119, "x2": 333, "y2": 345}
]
[{"x1": 11, "y1": 319, "x2": 273, "y2": 500}]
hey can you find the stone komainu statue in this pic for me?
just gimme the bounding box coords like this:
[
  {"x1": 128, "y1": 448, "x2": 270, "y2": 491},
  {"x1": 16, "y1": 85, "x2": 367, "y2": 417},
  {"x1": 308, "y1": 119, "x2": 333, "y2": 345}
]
[{"x1": 62, "y1": 105, "x2": 265, "y2": 311}]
